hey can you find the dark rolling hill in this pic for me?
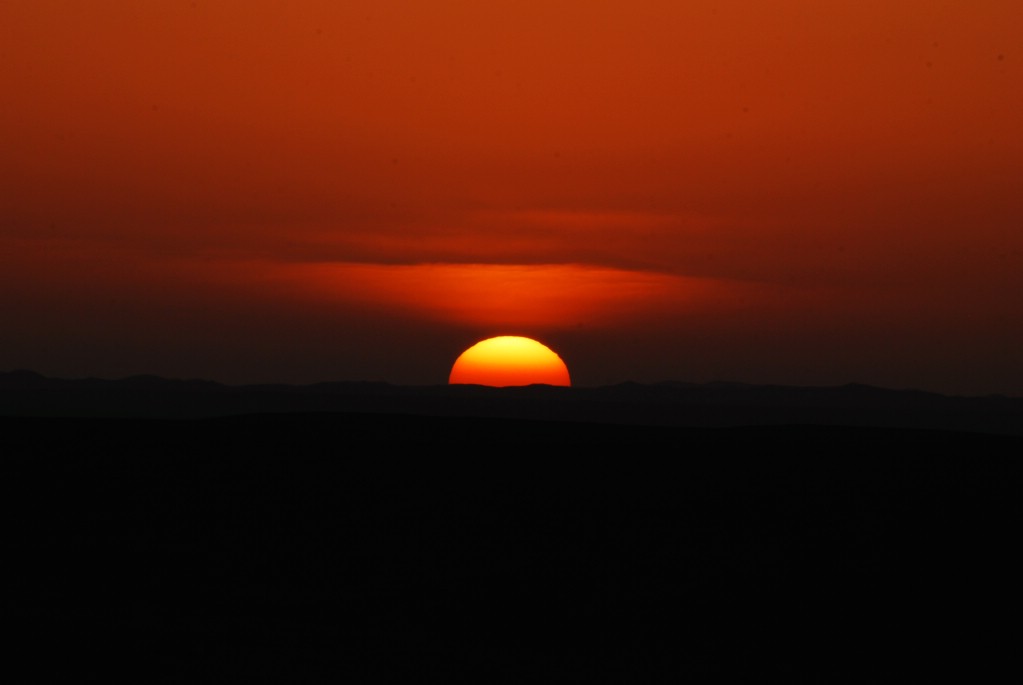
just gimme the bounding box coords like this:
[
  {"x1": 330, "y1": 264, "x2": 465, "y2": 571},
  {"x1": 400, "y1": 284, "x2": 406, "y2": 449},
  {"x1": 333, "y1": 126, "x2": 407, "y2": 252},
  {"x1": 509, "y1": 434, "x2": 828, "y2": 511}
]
[
  {"x1": 5, "y1": 371, "x2": 1022, "y2": 680},
  {"x1": 3, "y1": 369, "x2": 1022, "y2": 435}
]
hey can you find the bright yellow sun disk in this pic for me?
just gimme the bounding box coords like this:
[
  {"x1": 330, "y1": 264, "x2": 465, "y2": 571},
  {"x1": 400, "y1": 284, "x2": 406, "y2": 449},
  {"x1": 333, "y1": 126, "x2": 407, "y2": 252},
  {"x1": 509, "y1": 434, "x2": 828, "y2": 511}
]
[{"x1": 449, "y1": 336, "x2": 571, "y2": 387}]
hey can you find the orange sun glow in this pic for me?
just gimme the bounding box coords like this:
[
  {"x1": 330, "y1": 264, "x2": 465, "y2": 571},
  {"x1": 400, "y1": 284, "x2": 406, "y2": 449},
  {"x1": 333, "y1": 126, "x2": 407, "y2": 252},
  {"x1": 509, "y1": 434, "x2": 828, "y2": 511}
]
[{"x1": 449, "y1": 336, "x2": 571, "y2": 387}]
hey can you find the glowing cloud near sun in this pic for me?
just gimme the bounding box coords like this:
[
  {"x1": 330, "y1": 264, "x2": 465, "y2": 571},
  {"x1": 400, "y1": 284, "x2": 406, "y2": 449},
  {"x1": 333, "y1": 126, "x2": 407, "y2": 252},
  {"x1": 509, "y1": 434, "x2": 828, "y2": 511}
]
[
  {"x1": 290, "y1": 262, "x2": 714, "y2": 329},
  {"x1": 449, "y1": 336, "x2": 571, "y2": 387}
]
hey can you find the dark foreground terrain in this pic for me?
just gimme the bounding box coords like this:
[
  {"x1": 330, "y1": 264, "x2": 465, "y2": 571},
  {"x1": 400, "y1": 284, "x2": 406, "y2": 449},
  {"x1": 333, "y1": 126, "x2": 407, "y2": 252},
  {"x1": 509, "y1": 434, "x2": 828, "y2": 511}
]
[{"x1": 7, "y1": 408, "x2": 1022, "y2": 682}]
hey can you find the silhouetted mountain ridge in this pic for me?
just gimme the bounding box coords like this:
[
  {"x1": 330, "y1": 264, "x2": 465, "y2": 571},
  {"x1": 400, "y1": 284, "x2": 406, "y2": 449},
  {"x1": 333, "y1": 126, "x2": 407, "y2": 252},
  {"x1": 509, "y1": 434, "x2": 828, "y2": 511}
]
[
  {"x1": 7, "y1": 372, "x2": 1022, "y2": 680},
  {"x1": 2, "y1": 369, "x2": 1021, "y2": 435}
]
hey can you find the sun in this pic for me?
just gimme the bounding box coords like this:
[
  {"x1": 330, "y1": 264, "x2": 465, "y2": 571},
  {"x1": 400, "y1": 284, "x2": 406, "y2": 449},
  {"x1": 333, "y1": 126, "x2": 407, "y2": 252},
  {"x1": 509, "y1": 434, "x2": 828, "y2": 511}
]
[{"x1": 449, "y1": 336, "x2": 571, "y2": 387}]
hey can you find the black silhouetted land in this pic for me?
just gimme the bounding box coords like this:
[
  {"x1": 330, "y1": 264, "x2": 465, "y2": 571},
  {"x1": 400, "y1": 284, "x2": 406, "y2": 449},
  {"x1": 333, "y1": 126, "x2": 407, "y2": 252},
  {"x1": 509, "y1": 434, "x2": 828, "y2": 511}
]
[
  {"x1": 5, "y1": 371, "x2": 1021, "y2": 680},
  {"x1": 5, "y1": 369, "x2": 1023, "y2": 434}
]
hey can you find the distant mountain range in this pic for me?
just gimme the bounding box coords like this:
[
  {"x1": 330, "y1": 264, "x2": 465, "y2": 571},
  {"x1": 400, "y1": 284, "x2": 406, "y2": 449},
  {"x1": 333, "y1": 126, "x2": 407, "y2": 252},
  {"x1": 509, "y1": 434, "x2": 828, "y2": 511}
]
[
  {"x1": 3, "y1": 369, "x2": 1021, "y2": 436},
  {"x1": 7, "y1": 369, "x2": 1022, "y2": 680}
]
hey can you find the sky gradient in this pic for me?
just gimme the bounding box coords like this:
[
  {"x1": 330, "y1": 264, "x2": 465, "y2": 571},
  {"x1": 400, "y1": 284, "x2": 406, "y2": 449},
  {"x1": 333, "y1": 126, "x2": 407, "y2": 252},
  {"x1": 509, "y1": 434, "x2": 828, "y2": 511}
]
[{"x1": 3, "y1": 1, "x2": 1021, "y2": 395}]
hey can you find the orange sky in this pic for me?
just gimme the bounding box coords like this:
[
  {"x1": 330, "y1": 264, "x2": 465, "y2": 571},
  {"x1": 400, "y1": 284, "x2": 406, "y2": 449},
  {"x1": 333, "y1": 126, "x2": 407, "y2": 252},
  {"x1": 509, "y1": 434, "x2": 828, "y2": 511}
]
[{"x1": 2, "y1": 1, "x2": 1021, "y2": 394}]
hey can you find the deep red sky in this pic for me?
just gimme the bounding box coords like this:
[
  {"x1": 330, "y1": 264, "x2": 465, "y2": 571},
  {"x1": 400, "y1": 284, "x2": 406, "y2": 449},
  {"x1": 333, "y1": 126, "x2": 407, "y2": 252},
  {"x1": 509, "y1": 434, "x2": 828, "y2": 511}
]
[{"x1": 2, "y1": 1, "x2": 1021, "y2": 395}]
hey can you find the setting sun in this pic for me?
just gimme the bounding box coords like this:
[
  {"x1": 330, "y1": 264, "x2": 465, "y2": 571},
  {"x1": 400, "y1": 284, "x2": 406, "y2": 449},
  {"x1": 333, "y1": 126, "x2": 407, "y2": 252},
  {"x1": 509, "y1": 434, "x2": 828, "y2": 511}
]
[{"x1": 449, "y1": 336, "x2": 571, "y2": 387}]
